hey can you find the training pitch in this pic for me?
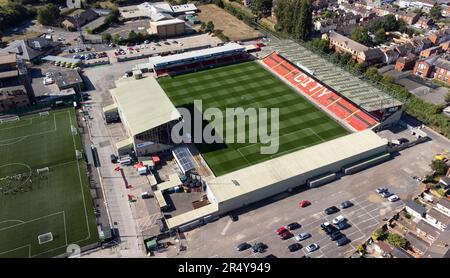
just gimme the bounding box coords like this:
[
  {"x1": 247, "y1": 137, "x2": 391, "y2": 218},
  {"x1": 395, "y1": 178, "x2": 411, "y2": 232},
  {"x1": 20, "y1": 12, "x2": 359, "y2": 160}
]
[
  {"x1": 159, "y1": 61, "x2": 349, "y2": 176},
  {"x1": 0, "y1": 109, "x2": 98, "y2": 258}
]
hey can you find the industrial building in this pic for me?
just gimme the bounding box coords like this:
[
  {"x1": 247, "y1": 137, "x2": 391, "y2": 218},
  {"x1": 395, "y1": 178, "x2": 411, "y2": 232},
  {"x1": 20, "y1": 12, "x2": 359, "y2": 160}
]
[
  {"x1": 103, "y1": 76, "x2": 181, "y2": 156},
  {"x1": 149, "y1": 18, "x2": 186, "y2": 38},
  {"x1": 166, "y1": 130, "x2": 389, "y2": 230}
]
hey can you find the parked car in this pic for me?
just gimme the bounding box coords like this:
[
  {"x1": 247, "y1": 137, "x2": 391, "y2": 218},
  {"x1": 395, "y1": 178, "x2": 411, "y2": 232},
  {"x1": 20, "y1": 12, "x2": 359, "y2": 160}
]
[
  {"x1": 251, "y1": 242, "x2": 267, "y2": 253},
  {"x1": 340, "y1": 201, "x2": 353, "y2": 209},
  {"x1": 330, "y1": 231, "x2": 343, "y2": 241},
  {"x1": 279, "y1": 231, "x2": 292, "y2": 240},
  {"x1": 320, "y1": 222, "x2": 331, "y2": 230},
  {"x1": 287, "y1": 243, "x2": 302, "y2": 252},
  {"x1": 380, "y1": 191, "x2": 393, "y2": 198},
  {"x1": 324, "y1": 206, "x2": 340, "y2": 215},
  {"x1": 336, "y1": 236, "x2": 351, "y2": 246},
  {"x1": 323, "y1": 223, "x2": 338, "y2": 235},
  {"x1": 235, "y1": 242, "x2": 251, "y2": 251},
  {"x1": 299, "y1": 200, "x2": 311, "y2": 207},
  {"x1": 336, "y1": 221, "x2": 351, "y2": 230},
  {"x1": 332, "y1": 215, "x2": 345, "y2": 225},
  {"x1": 43, "y1": 77, "x2": 54, "y2": 85},
  {"x1": 388, "y1": 194, "x2": 400, "y2": 202},
  {"x1": 295, "y1": 232, "x2": 311, "y2": 242},
  {"x1": 376, "y1": 187, "x2": 388, "y2": 194},
  {"x1": 286, "y1": 222, "x2": 301, "y2": 230},
  {"x1": 306, "y1": 243, "x2": 319, "y2": 253},
  {"x1": 276, "y1": 227, "x2": 288, "y2": 235}
]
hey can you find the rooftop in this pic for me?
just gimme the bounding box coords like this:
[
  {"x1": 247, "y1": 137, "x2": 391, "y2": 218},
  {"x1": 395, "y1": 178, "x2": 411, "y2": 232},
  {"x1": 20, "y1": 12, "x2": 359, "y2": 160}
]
[
  {"x1": 329, "y1": 31, "x2": 368, "y2": 53},
  {"x1": 110, "y1": 76, "x2": 181, "y2": 136},
  {"x1": 0, "y1": 54, "x2": 17, "y2": 65},
  {"x1": 428, "y1": 208, "x2": 450, "y2": 224},
  {"x1": 150, "y1": 18, "x2": 184, "y2": 26},
  {"x1": 171, "y1": 4, "x2": 198, "y2": 13},
  {"x1": 406, "y1": 200, "x2": 427, "y2": 215},
  {"x1": 53, "y1": 70, "x2": 83, "y2": 88},
  {"x1": 207, "y1": 130, "x2": 387, "y2": 203}
]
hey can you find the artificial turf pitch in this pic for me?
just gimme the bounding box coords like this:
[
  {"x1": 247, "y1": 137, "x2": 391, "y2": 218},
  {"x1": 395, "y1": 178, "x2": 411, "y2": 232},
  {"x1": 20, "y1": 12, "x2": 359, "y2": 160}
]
[
  {"x1": 159, "y1": 61, "x2": 349, "y2": 176},
  {"x1": 0, "y1": 109, "x2": 98, "y2": 257}
]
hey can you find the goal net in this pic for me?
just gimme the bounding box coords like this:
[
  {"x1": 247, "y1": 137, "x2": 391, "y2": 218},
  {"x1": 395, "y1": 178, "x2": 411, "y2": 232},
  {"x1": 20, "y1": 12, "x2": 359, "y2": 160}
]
[
  {"x1": 38, "y1": 232, "x2": 53, "y2": 245},
  {"x1": 36, "y1": 167, "x2": 50, "y2": 174},
  {"x1": 0, "y1": 115, "x2": 19, "y2": 124}
]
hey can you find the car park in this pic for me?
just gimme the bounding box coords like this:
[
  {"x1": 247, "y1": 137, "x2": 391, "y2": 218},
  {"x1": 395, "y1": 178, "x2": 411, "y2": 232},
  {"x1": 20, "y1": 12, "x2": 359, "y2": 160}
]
[
  {"x1": 336, "y1": 236, "x2": 351, "y2": 246},
  {"x1": 324, "y1": 206, "x2": 339, "y2": 215},
  {"x1": 340, "y1": 201, "x2": 353, "y2": 209},
  {"x1": 286, "y1": 222, "x2": 301, "y2": 230},
  {"x1": 332, "y1": 215, "x2": 345, "y2": 225},
  {"x1": 299, "y1": 200, "x2": 311, "y2": 207},
  {"x1": 306, "y1": 243, "x2": 319, "y2": 253},
  {"x1": 287, "y1": 243, "x2": 301, "y2": 252},
  {"x1": 329, "y1": 231, "x2": 343, "y2": 241},
  {"x1": 235, "y1": 242, "x2": 251, "y2": 251},
  {"x1": 388, "y1": 194, "x2": 399, "y2": 202},
  {"x1": 294, "y1": 232, "x2": 311, "y2": 242}
]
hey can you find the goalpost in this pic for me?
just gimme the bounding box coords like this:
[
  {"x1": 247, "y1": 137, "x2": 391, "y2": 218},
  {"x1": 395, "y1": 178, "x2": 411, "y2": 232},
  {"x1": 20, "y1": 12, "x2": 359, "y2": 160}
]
[
  {"x1": 38, "y1": 232, "x2": 53, "y2": 245},
  {"x1": 39, "y1": 111, "x2": 50, "y2": 116},
  {"x1": 36, "y1": 167, "x2": 50, "y2": 174},
  {"x1": 0, "y1": 115, "x2": 19, "y2": 124}
]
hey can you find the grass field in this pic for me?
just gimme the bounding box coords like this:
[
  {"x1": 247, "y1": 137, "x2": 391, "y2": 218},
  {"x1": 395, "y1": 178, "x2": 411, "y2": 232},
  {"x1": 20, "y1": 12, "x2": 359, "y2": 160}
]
[
  {"x1": 0, "y1": 109, "x2": 98, "y2": 258},
  {"x1": 159, "y1": 61, "x2": 349, "y2": 176}
]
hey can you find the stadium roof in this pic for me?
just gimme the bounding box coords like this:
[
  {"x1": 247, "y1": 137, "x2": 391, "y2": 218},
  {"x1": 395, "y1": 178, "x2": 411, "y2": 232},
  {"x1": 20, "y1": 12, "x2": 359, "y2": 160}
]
[
  {"x1": 110, "y1": 76, "x2": 181, "y2": 136},
  {"x1": 207, "y1": 130, "x2": 387, "y2": 203},
  {"x1": 266, "y1": 38, "x2": 403, "y2": 112},
  {"x1": 148, "y1": 43, "x2": 245, "y2": 68}
]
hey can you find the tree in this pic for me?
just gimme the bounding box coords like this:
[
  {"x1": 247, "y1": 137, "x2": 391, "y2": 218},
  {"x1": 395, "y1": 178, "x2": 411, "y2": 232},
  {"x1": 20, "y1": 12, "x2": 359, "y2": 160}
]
[
  {"x1": 206, "y1": 21, "x2": 215, "y2": 32},
  {"x1": 128, "y1": 30, "x2": 138, "y2": 43},
  {"x1": 251, "y1": 0, "x2": 272, "y2": 17},
  {"x1": 374, "y1": 28, "x2": 386, "y2": 44},
  {"x1": 112, "y1": 34, "x2": 121, "y2": 44},
  {"x1": 178, "y1": 0, "x2": 188, "y2": 4},
  {"x1": 36, "y1": 4, "x2": 60, "y2": 26},
  {"x1": 365, "y1": 67, "x2": 381, "y2": 81},
  {"x1": 102, "y1": 32, "x2": 112, "y2": 42},
  {"x1": 104, "y1": 8, "x2": 120, "y2": 25},
  {"x1": 445, "y1": 92, "x2": 450, "y2": 104},
  {"x1": 351, "y1": 26, "x2": 371, "y2": 45},
  {"x1": 430, "y1": 5, "x2": 442, "y2": 20},
  {"x1": 431, "y1": 159, "x2": 449, "y2": 176},
  {"x1": 386, "y1": 233, "x2": 407, "y2": 249},
  {"x1": 371, "y1": 228, "x2": 385, "y2": 241},
  {"x1": 200, "y1": 22, "x2": 206, "y2": 31}
]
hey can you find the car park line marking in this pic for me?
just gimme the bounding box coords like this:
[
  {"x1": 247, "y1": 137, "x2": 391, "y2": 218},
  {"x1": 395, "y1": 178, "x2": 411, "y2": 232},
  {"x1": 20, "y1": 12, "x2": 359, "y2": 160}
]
[{"x1": 221, "y1": 219, "x2": 233, "y2": 236}]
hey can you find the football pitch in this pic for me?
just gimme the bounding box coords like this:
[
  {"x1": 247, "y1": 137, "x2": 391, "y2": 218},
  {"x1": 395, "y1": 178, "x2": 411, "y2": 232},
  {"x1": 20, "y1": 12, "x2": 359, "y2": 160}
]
[
  {"x1": 0, "y1": 109, "x2": 98, "y2": 258},
  {"x1": 159, "y1": 61, "x2": 349, "y2": 176}
]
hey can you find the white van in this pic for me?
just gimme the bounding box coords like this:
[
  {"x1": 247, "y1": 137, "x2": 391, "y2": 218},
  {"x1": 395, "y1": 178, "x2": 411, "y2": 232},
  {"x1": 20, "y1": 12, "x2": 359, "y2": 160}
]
[{"x1": 332, "y1": 215, "x2": 345, "y2": 225}]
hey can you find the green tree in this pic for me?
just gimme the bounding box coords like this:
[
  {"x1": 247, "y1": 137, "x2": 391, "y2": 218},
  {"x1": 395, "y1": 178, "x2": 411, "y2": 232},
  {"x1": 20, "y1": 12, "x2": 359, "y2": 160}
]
[
  {"x1": 36, "y1": 4, "x2": 60, "y2": 26},
  {"x1": 371, "y1": 228, "x2": 385, "y2": 241},
  {"x1": 112, "y1": 34, "x2": 121, "y2": 44},
  {"x1": 104, "y1": 8, "x2": 120, "y2": 25},
  {"x1": 365, "y1": 67, "x2": 381, "y2": 81},
  {"x1": 431, "y1": 159, "x2": 449, "y2": 176},
  {"x1": 430, "y1": 5, "x2": 442, "y2": 20},
  {"x1": 374, "y1": 28, "x2": 386, "y2": 44},
  {"x1": 351, "y1": 26, "x2": 371, "y2": 45},
  {"x1": 251, "y1": 0, "x2": 272, "y2": 17},
  {"x1": 206, "y1": 21, "x2": 215, "y2": 32},
  {"x1": 386, "y1": 233, "x2": 407, "y2": 249},
  {"x1": 102, "y1": 32, "x2": 112, "y2": 42},
  {"x1": 178, "y1": 0, "x2": 188, "y2": 4}
]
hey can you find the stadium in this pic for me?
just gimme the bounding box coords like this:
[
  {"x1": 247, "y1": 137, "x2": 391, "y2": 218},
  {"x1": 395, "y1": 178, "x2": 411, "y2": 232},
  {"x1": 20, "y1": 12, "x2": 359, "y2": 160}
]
[{"x1": 104, "y1": 41, "x2": 401, "y2": 231}]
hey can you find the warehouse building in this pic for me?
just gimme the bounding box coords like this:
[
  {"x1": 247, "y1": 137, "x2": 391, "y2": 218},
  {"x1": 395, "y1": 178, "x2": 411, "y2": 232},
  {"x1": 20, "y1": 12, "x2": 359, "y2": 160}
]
[
  {"x1": 166, "y1": 130, "x2": 389, "y2": 230},
  {"x1": 149, "y1": 18, "x2": 186, "y2": 38},
  {"x1": 103, "y1": 76, "x2": 181, "y2": 156}
]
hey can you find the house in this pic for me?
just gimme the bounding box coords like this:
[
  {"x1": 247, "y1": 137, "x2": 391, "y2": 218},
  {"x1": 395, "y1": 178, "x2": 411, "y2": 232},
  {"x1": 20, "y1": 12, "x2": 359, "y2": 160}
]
[
  {"x1": 436, "y1": 198, "x2": 450, "y2": 216},
  {"x1": 405, "y1": 200, "x2": 427, "y2": 219},
  {"x1": 414, "y1": 56, "x2": 450, "y2": 84},
  {"x1": 357, "y1": 48, "x2": 384, "y2": 64},
  {"x1": 441, "y1": 41, "x2": 450, "y2": 52},
  {"x1": 415, "y1": 17, "x2": 434, "y2": 29},
  {"x1": 395, "y1": 54, "x2": 418, "y2": 71},
  {"x1": 373, "y1": 241, "x2": 394, "y2": 257},
  {"x1": 416, "y1": 219, "x2": 441, "y2": 242},
  {"x1": 326, "y1": 31, "x2": 368, "y2": 59},
  {"x1": 411, "y1": 37, "x2": 433, "y2": 54},
  {"x1": 428, "y1": 29, "x2": 450, "y2": 46},
  {"x1": 381, "y1": 48, "x2": 400, "y2": 64},
  {"x1": 391, "y1": 247, "x2": 414, "y2": 258},
  {"x1": 62, "y1": 9, "x2": 99, "y2": 30},
  {"x1": 395, "y1": 43, "x2": 415, "y2": 56},
  {"x1": 420, "y1": 45, "x2": 442, "y2": 58},
  {"x1": 395, "y1": 10, "x2": 420, "y2": 25},
  {"x1": 0, "y1": 38, "x2": 60, "y2": 63},
  {"x1": 425, "y1": 208, "x2": 449, "y2": 231}
]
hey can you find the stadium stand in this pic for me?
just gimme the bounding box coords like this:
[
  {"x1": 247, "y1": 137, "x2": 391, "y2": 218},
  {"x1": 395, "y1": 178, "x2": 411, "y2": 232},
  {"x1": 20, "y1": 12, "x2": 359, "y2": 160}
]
[
  {"x1": 262, "y1": 52, "x2": 379, "y2": 131},
  {"x1": 149, "y1": 43, "x2": 248, "y2": 77}
]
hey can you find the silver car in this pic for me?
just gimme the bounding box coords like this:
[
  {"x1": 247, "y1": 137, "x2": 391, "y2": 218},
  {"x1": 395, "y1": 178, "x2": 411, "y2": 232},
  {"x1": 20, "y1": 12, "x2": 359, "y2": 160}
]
[
  {"x1": 306, "y1": 243, "x2": 319, "y2": 253},
  {"x1": 295, "y1": 232, "x2": 311, "y2": 242}
]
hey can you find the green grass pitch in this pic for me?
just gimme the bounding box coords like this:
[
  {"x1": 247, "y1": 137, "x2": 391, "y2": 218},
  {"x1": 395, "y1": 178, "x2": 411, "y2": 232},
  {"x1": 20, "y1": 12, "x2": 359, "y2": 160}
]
[
  {"x1": 159, "y1": 61, "x2": 349, "y2": 176},
  {"x1": 0, "y1": 109, "x2": 98, "y2": 258}
]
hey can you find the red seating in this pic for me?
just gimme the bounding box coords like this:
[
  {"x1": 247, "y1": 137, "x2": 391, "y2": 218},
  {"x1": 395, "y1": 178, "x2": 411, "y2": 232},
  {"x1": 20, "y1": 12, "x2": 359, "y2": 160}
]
[{"x1": 262, "y1": 53, "x2": 378, "y2": 131}]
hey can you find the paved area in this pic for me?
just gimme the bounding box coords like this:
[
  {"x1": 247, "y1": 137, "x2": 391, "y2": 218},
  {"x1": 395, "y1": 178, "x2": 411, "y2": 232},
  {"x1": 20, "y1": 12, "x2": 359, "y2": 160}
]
[{"x1": 174, "y1": 131, "x2": 449, "y2": 258}]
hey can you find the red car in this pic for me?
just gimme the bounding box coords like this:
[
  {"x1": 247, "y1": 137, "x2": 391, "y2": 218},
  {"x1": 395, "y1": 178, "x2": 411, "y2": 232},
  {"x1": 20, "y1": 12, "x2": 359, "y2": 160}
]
[
  {"x1": 279, "y1": 231, "x2": 292, "y2": 240},
  {"x1": 299, "y1": 200, "x2": 311, "y2": 207},
  {"x1": 276, "y1": 227, "x2": 288, "y2": 235}
]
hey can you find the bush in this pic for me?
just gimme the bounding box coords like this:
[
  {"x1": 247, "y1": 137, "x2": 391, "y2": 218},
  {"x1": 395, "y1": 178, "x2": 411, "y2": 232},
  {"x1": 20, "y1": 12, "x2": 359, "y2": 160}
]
[{"x1": 386, "y1": 233, "x2": 407, "y2": 249}]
